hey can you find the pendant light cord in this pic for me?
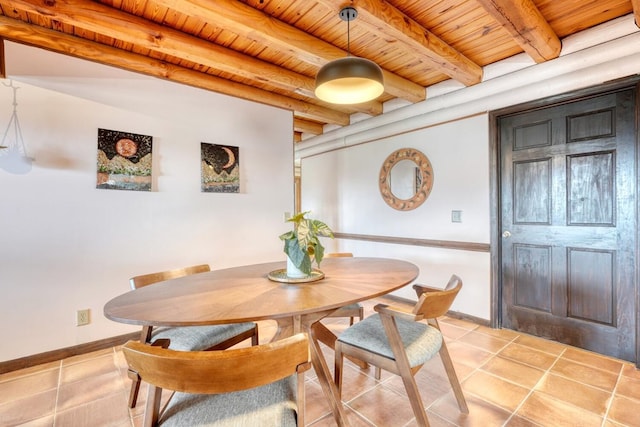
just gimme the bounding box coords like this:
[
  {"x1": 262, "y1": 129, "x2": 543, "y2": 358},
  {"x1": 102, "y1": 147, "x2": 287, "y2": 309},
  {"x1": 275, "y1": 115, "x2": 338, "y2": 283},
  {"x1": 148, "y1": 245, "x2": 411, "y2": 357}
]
[
  {"x1": 347, "y1": 14, "x2": 351, "y2": 56},
  {"x1": 339, "y1": 6, "x2": 357, "y2": 57}
]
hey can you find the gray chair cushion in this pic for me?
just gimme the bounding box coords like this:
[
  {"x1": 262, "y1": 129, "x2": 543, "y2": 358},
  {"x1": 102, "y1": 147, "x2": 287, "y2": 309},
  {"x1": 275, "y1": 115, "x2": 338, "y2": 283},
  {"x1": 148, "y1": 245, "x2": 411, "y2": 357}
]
[
  {"x1": 159, "y1": 375, "x2": 298, "y2": 426},
  {"x1": 337, "y1": 314, "x2": 442, "y2": 367},
  {"x1": 152, "y1": 322, "x2": 255, "y2": 351}
]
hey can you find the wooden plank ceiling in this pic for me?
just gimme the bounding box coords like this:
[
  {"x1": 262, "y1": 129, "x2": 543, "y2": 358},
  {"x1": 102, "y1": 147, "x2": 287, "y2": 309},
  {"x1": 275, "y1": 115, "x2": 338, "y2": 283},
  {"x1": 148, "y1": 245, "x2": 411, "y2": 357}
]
[{"x1": 0, "y1": 0, "x2": 636, "y2": 142}]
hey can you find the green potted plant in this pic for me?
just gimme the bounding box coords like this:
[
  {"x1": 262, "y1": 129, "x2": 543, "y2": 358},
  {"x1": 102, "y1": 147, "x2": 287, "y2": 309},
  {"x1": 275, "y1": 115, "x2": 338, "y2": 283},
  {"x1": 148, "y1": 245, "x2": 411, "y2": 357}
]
[{"x1": 279, "y1": 211, "x2": 334, "y2": 277}]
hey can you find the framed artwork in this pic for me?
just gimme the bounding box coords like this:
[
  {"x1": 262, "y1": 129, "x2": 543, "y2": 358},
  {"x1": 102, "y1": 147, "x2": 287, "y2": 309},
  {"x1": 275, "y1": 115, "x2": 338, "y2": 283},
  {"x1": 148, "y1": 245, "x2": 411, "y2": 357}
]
[
  {"x1": 201, "y1": 143, "x2": 239, "y2": 193},
  {"x1": 96, "y1": 128, "x2": 152, "y2": 191}
]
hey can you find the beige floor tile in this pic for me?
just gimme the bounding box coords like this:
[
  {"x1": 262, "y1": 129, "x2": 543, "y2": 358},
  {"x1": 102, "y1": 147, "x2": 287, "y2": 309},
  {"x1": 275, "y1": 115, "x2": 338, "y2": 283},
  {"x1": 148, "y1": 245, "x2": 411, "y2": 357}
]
[
  {"x1": 550, "y1": 358, "x2": 619, "y2": 392},
  {"x1": 439, "y1": 317, "x2": 478, "y2": 331},
  {"x1": 607, "y1": 395, "x2": 640, "y2": 426},
  {"x1": 14, "y1": 414, "x2": 55, "y2": 426},
  {"x1": 462, "y1": 370, "x2": 529, "y2": 412},
  {"x1": 304, "y1": 379, "x2": 333, "y2": 424},
  {"x1": 481, "y1": 355, "x2": 545, "y2": 388},
  {"x1": 382, "y1": 356, "x2": 466, "y2": 409},
  {"x1": 516, "y1": 391, "x2": 603, "y2": 426},
  {"x1": 57, "y1": 370, "x2": 125, "y2": 411},
  {"x1": 308, "y1": 408, "x2": 375, "y2": 426},
  {"x1": 514, "y1": 334, "x2": 566, "y2": 356},
  {"x1": 337, "y1": 364, "x2": 380, "y2": 403},
  {"x1": 620, "y1": 363, "x2": 640, "y2": 380},
  {"x1": 457, "y1": 330, "x2": 511, "y2": 354},
  {"x1": 60, "y1": 353, "x2": 119, "y2": 385},
  {"x1": 615, "y1": 375, "x2": 640, "y2": 402},
  {"x1": 499, "y1": 342, "x2": 558, "y2": 370},
  {"x1": 54, "y1": 392, "x2": 131, "y2": 427},
  {"x1": 0, "y1": 369, "x2": 59, "y2": 403},
  {"x1": 0, "y1": 389, "x2": 57, "y2": 426},
  {"x1": 535, "y1": 373, "x2": 611, "y2": 416},
  {"x1": 504, "y1": 415, "x2": 543, "y2": 426},
  {"x1": 439, "y1": 322, "x2": 474, "y2": 341},
  {"x1": 404, "y1": 412, "x2": 459, "y2": 427},
  {"x1": 132, "y1": 413, "x2": 144, "y2": 427},
  {"x1": 561, "y1": 347, "x2": 624, "y2": 375},
  {"x1": 61, "y1": 348, "x2": 115, "y2": 366},
  {"x1": 430, "y1": 391, "x2": 512, "y2": 426},
  {"x1": 0, "y1": 362, "x2": 60, "y2": 383},
  {"x1": 348, "y1": 384, "x2": 417, "y2": 426},
  {"x1": 446, "y1": 341, "x2": 493, "y2": 370},
  {"x1": 474, "y1": 325, "x2": 521, "y2": 341}
]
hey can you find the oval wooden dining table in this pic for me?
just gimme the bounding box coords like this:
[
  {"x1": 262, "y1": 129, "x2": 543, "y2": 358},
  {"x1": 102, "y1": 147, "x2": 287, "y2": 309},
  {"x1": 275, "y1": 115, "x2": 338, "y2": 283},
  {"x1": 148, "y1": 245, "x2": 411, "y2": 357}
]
[{"x1": 104, "y1": 257, "x2": 419, "y2": 426}]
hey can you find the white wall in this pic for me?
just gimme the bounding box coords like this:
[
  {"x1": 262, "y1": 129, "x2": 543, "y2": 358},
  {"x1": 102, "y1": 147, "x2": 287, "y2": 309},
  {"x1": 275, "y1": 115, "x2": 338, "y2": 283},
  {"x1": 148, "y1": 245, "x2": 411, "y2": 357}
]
[
  {"x1": 0, "y1": 44, "x2": 294, "y2": 361},
  {"x1": 301, "y1": 115, "x2": 491, "y2": 319}
]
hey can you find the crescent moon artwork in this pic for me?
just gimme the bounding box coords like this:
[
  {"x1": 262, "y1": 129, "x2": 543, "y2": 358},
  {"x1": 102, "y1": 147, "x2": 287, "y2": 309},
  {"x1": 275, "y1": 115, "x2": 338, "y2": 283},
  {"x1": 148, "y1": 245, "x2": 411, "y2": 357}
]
[
  {"x1": 221, "y1": 146, "x2": 236, "y2": 169},
  {"x1": 200, "y1": 143, "x2": 240, "y2": 193}
]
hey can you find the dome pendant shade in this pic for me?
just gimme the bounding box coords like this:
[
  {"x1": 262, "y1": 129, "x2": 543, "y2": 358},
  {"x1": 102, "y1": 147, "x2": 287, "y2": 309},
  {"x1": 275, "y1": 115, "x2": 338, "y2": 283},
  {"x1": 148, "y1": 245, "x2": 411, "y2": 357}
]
[{"x1": 315, "y1": 56, "x2": 384, "y2": 104}]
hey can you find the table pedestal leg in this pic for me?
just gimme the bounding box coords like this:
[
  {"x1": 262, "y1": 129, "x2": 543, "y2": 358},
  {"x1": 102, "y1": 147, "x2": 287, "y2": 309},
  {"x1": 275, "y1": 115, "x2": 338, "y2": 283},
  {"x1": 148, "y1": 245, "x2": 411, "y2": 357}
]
[{"x1": 272, "y1": 317, "x2": 296, "y2": 341}]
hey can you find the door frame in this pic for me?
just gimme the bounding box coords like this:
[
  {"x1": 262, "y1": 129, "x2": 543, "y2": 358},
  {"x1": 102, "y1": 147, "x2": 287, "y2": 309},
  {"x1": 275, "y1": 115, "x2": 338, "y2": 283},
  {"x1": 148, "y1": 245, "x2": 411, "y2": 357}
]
[{"x1": 488, "y1": 76, "x2": 640, "y2": 366}]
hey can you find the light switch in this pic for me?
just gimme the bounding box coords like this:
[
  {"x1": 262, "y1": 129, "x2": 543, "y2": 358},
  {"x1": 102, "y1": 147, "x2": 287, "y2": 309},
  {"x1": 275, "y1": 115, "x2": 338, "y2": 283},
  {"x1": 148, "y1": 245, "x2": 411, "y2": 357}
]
[{"x1": 451, "y1": 210, "x2": 462, "y2": 223}]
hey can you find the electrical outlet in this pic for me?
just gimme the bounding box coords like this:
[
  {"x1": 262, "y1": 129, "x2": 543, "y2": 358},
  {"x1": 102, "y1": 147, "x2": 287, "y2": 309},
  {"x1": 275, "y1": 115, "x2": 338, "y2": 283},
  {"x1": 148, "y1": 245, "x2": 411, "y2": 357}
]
[{"x1": 76, "y1": 309, "x2": 90, "y2": 326}]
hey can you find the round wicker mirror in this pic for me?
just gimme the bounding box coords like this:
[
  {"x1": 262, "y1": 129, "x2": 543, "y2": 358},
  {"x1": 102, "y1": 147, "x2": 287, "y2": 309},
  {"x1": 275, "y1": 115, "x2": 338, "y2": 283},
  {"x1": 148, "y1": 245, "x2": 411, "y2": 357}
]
[{"x1": 379, "y1": 148, "x2": 434, "y2": 211}]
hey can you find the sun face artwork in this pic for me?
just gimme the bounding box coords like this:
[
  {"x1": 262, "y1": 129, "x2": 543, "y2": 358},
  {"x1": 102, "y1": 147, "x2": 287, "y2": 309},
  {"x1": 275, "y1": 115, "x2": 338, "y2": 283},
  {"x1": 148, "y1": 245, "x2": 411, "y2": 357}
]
[
  {"x1": 201, "y1": 143, "x2": 239, "y2": 193},
  {"x1": 96, "y1": 128, "x2": 152, "y2": 191}
]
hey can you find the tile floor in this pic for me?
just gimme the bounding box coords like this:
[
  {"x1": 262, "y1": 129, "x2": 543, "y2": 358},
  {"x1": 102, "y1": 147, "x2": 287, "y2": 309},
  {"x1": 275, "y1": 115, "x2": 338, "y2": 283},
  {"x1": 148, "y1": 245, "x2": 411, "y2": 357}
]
[{"x1": 1, "y1": 296, "x2": 640, "y2": 426}]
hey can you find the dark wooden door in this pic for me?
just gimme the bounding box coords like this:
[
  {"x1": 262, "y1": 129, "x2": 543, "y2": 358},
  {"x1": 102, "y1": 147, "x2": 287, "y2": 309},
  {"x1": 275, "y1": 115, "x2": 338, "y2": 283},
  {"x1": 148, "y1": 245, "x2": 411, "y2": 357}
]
[{"x1": 499, "y1": 87, "x2": 637, "y2": 362}]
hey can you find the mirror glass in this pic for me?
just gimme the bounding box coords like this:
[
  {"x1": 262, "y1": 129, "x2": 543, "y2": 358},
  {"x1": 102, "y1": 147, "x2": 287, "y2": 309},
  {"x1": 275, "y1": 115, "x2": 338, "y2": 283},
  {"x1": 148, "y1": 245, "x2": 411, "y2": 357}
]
[
  {"x1": 379, "y1": 148, "x2": 433, "y2": 211},
  {"x1": 389, "y1": 160, "x2": 419, "y2": 200}
]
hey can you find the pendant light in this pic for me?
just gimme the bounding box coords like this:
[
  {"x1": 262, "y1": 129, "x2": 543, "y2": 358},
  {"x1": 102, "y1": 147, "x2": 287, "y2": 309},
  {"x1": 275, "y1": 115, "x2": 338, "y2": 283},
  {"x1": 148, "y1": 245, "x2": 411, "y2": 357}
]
[
  {"x1": 315, "y1": 6, "x2": 384, "y2": 105},
  {"x1": 0, "y1": 80, "x2": 33, "y2": 175}
]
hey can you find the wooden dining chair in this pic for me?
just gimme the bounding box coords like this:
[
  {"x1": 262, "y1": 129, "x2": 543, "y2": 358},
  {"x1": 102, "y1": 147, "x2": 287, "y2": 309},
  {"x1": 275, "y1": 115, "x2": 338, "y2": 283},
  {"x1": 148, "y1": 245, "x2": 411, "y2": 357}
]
[
  {"x1": 323, "y1": 253, "x2": 364, "y2": 325},
  {"x1": 123, "y1": 333, "x2": 311, "y2": 427},
  {"x1": 334, "y1": 275, "x2": 468, "y2": 427},
  {"x1": 127, "y1": 264, "x2": 259, "y2": 408}
]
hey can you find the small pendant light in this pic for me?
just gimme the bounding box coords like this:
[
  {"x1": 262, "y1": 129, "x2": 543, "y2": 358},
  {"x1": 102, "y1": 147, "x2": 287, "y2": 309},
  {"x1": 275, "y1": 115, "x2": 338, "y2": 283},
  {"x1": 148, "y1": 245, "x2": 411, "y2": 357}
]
[
  {"x1": 315, "y1": 7, "x2": 384, "y2": 105},
  {"x1": 0, "y1": 80, "x2": 33, "y2": 175}
]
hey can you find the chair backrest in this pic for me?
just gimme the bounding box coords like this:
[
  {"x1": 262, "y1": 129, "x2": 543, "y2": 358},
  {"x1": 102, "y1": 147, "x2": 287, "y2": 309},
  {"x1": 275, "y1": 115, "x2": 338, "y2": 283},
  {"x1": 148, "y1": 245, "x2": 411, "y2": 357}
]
[
  {"x1": 123, "y1": 333, "x2": 310, "y2": 394},
  {"x1": 326, "y1": 252, "x2": 354, "y2": 257},
  {"x1": 130, "y1": 264, "x2": 210, "y2": 290},
  {"x1": 413, "y1": 274, "x2": 462, "y2": 319}
]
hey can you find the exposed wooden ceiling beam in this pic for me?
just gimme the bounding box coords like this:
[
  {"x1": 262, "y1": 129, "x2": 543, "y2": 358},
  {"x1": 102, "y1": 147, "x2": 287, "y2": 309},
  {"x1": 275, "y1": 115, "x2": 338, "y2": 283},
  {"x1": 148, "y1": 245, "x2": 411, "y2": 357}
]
[
  {"x1": 631, "y1": 0, "x2": 640, "y2": 27},
  {"x1": 142, "y1": 1, "x2": 403, "y2": 113},
  {"x1": 294, "y1": 118, "x2": 324, "y2": 135},
  {"x1": 0, "y1": 15, "x2": 351, "y2": 126},
  {"x1": 4, "y1": 0, "x2": 375, "y2": 118},
  {"x1": 327, "y1": 0, "x2": 483, "y2": 86},
  {"x1": 5, "y1": 0, "x2": 381, "y2": 119},
  {"x1": 5, "y1": 0, "x2": 324, "y2": 97},
  {"x1": 475, "y1": 0, "x2": 561, "y2": 62},
  {"x1": 152, "y1": 0, "x2": 425, "y2": 105}
]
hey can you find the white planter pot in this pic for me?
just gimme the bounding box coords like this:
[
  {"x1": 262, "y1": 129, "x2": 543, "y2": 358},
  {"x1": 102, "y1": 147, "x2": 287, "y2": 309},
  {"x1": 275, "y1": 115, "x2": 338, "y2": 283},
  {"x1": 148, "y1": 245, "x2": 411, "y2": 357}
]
[{"x1": 286, "y1": 256, "x2": 308, "y2": 278}]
